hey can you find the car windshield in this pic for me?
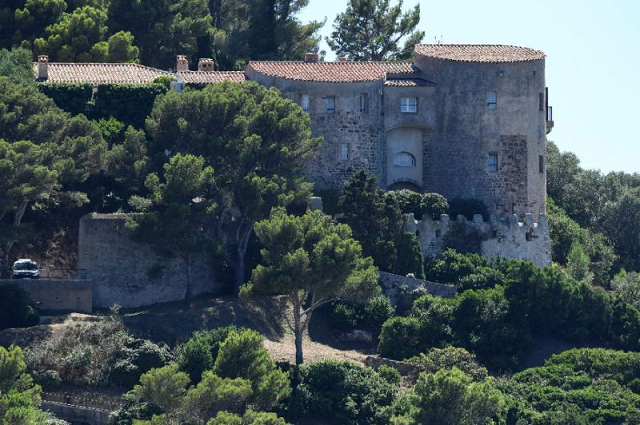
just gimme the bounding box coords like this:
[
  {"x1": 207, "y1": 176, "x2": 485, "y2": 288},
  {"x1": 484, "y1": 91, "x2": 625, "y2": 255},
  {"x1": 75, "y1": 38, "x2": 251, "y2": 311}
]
[{"x1": 14, "y1": 262, "x2": 38, "y2": 270}]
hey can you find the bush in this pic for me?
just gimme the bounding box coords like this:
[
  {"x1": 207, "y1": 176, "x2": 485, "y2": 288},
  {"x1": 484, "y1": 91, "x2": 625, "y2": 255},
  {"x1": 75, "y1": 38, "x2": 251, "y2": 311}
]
[
  {"x1": 110, "y1": 338, "x2": 173, "y2": 388},
  {"x1": 289, "y1": 360, "x2": 396, "y2": 424},
  {"x1": 0, "y1": 285, "x2": 39, "y2": 330},
  {"x1": 378, "y1": 316, "x2": 423, "y2": 360},
  {"x1": 386, "y1": 189, "x2": 423, "y2": 218},
  {"x1": 448, "y1": 198, "x2": 489, "y2": 221},
  {"x1": 330, "y1": 303, "x2": 359, "y2": 331},
  {"x1": 377, "y1": 364, "x2": 401, "y2": 386},
  {"x1": 426, "y1": 249, "x2": 487, "y2": 284},
  {"x1": 330, "y1": 295, "x2": 394, "y2": 335},
  {"x1": 393, "y1": 232, "x2": 425, "y2": 279},
  {"x1": 176, "y1": 326, "x2": 238, "y2": 384},
  {"x1": 420, "y1": 193, "x2": 449, "y2": 220},
  {"x1": 406, "y1": 347, "x2": 488, "y2": 381}
]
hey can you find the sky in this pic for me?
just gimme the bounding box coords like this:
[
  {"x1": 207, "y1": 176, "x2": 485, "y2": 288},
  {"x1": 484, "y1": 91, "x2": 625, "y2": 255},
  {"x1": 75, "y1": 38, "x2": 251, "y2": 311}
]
[{"x1": 299, "y1": 0, "x2": 640, "y2": 174}]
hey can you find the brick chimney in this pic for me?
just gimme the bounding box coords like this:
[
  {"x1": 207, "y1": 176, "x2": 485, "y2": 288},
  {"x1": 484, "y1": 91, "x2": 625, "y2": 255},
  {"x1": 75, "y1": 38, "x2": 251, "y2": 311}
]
[
  {"x1": 198, "y1": 58, "x2": 214, "y2": 71},
  {"x1": 37, "y1": 55, "x2": 49, "y2": 80},
  {"x1": 304, "y1": 53, "x2": 319, "y2": 63},
  {"x1": 338, "y1": 56, "x2": 347, "y2": 63},
  {"x1": 176, "y1": 55, "x2": 189, "y2": 71}
]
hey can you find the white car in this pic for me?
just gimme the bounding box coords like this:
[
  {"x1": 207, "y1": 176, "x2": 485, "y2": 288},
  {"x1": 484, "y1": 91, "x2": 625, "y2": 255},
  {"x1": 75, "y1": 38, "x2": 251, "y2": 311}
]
[{"x1": 12, "y1": 259, "x2": 40, "y2": 279}]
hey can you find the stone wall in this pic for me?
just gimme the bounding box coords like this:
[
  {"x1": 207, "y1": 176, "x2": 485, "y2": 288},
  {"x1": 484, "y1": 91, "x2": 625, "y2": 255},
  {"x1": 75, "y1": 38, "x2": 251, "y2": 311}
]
[
  {"x1": 379, "y1": 271, "x2": 456, "y2": 310},
  {"x1": 0, "y1": 279, "x2": 92, "y2": 313},
  {"x1": 405, "y1": 213, "x2": 552, "y2": 267},
  {"x1": 77, "y1": 214, "x2": 221, "y2": 309},
  {"x1": 41, "y1": 401, "x2": 110, "y2": 425}
]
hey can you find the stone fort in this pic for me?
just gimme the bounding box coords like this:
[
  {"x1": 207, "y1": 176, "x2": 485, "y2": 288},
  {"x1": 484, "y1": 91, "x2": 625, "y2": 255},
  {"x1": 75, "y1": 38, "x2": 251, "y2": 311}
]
[{"x1": 34, "y1": 44, "x2": 554, "y2": 307}]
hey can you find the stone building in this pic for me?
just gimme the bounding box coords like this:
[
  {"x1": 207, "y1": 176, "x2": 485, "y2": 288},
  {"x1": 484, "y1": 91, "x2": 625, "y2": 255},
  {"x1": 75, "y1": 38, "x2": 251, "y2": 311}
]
[
  {"x1": 37, "y1": 44, "x2": 554, "y2": 290},
  {"x1": 35, "y1": 44, "x2": 553, "y2": 218}
]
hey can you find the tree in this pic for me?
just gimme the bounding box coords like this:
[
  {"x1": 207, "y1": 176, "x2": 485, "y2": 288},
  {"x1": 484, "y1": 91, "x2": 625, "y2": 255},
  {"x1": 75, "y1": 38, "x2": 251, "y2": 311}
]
[
  {"x1": 146, "y1": 81, "x2": 320, "y2": 291},
  {"x1": 241, "y1": 208, "x2": 379, "y2": 364},
  {"x1": 612, "y1": 271, "x2": 640, "y2": 310},
  {"x1": 0, "y1": 346, "x2": 47, "y2": 423},
  {"x1": 565, "y1": 241, "x2": 594, "y2": 283},
  {"x1": 394, "y1": 367, "x2": 504, "y2": 425},
  {"x1": 0, "y1": 77, "x2": 106, "y2": 277},
  {"x1": 327, "y1": 0, "x2": 424, "y2": 61},
  {"x1": 0, "y1": 47, "x2": 34, "y2": 85},
  {"x1": 128, "y1": 153, "x2": 218, "y2": 301},
  {"x1": 134, "y1": 365, "x2": 190, "y2": 414}
]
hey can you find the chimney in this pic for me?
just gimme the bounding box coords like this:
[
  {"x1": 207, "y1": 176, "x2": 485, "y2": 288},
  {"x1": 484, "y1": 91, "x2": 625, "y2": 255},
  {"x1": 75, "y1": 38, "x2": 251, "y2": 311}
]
[
  {"x1": 338, "y1": 56, "x2": 347, "y2": 63},
  {"x1": 37, "y1": 55, "x2": 48, "y2": 80},
  {"x1": 198, "y1": 58, "x2": 214, "y2": 71},
  {"x1": 304, "y1": 53, "x2": 319, "y2": 63},
  {"x1": 176, "y1": 55, "x2": 189, "y2": 71}
]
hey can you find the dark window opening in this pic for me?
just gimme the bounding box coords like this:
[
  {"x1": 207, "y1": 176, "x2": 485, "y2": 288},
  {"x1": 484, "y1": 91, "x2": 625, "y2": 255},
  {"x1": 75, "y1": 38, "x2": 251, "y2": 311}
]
[
  {"x1": 435, "y1": 229, "x2": 441, "y2": 238},
  {"x1": 539, "y1": 155, "x2": 544, "y2": 173}
]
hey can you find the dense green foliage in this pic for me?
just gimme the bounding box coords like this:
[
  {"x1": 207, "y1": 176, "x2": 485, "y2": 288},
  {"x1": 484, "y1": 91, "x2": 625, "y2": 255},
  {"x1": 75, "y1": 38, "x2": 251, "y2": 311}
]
[
  {"x1": 380, "y1": 251, "x2": 640, "y2": 369},
  {"x1": 330, "y1": 294, "x2": 395, "y2": 335},
  {"x1": 289, "y1": 360, "x2": 397, "y2": 424},
  {"x1": 548, "y1": 141, "x2": 640, "y2": 273},
  {"x1": 1, "y1": 0, "x2": 322, "y2": 69},
  {"x1": 327, "y1": 0, "x2": 424, "y2": 61},
  {"x1": 0, "y1": 285, "x2": 39, "y2": 330},
  {"x1": 176, "y1": 326, "x2": 238, "y2": 384},
  {"x1": 0, "y1": 47, "x2": 34, "y2": 85},
  {"x1": 0, "y1": 346, "x2": 47, "y2": 423},
  {"x1": 339, "y1": 171, "x2": 425, "y2": 278},
  {"x1": 242, "y1": 208, "x2": 379, "y2": 364}
]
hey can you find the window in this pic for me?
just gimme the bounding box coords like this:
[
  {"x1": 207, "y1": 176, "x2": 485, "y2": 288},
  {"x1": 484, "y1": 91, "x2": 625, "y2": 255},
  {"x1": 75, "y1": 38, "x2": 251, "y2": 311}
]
[
  {"x1": 393, "y1": 152, "x2": 416, "y2": 167},
  {"x1": 487, "y1": 91, "x2": 497, "y2": 109},
  {"x1": 360, "y1": 94, "x2": 368, "y2": 114},
  {"x1": 326, "y1": 97, "x2": 335, "y2": 113},
  {"x1": 539, "y1": 155, "x2": 544, "y2": 173},
  {"x1": 488, "y1": 153, "x2": 498, "y2": 172},
  {"x1": 300, "y1": 94, "x2": 309, "y2": 112},
  {"x1": 400, "y1": 97, "x2": 417, "y2": 113},
  {"x1": 539, "y1": 93, "x2": 544, "y2": 112},
  {"x1": 340, "y1": 143, "x2": 350, "y2": 161}
]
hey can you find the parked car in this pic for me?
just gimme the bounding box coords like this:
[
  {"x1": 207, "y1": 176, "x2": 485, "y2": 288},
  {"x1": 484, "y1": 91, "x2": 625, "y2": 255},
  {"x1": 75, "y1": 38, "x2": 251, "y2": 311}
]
[{"x1": 12, "y1": 259, "x2": 40, "y2": 279}]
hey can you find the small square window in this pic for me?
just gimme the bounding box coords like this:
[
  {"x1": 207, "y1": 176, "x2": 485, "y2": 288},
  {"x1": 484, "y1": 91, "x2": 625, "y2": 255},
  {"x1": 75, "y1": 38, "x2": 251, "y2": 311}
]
[
  {"x1": 488, "y1": 153, "x2": 498, "y2": 172},
  {"x1": 360, "y1": 94, "x2": 368, "y2": 114},
  {"x1": 487, "y1": 91, "x2": 497, "y2": 109},
  {"x1": 300, "y1": 94, "x2": 309, "y2": 112},
  {"x1": 326, "y1": 97, "x2": 335, "y2": 113},
  {"x1": 400, "y1": 97, "x2": 417, "y2": 113},
  {"x1": 539, "y1": 155, "x2": 544, "y2": 173},
  {"x1": 340, "y1": 143, "x2": 350, "y2": 161}
]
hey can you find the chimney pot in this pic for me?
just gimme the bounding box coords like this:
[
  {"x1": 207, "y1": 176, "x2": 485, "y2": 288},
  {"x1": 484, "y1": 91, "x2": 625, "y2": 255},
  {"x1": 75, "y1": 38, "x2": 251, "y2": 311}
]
[
  {"x1": 198, "y1": 58, "x2": 214, "y2": 72},
  {"x1": 37, "y1": 55, "x2": 49, "y2": 80},
  {"x1": 176, "y1": 55, "x2": 189, "y2": 71},
  {"x1": 304, "y1": 53, "x2": 319, "y2": 63},
  {"x1": 338, "y1": 56, "x2": 347, "y2": 63}
]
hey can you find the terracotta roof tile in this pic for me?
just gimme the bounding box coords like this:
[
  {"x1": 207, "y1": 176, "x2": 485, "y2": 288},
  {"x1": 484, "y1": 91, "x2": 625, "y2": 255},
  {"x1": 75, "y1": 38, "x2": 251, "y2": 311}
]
[
  {"x1": 248, "y1": 61, "x2": 416, "y2": 83},
  {"x1": 415, "y1": 44, "x2": 545, "y2": 63},
  {"x1": 33, "y1": 62, "x2": 171, "y2": 84},
  {"x1": 178, "y1": 71, "x2": 246, "y2": 84}
]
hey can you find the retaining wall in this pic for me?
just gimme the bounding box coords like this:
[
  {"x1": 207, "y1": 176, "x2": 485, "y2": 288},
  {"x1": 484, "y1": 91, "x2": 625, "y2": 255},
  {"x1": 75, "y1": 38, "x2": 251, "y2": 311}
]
[{"x1": 0, "y1": 279, "x2": 92, "y2": 313}]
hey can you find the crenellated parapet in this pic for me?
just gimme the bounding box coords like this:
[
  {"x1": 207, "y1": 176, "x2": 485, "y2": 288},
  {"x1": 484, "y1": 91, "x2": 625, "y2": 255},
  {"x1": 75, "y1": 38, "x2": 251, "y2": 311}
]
[{"x1": 405, "y1": 212, "x2": 551, "y2": 267}]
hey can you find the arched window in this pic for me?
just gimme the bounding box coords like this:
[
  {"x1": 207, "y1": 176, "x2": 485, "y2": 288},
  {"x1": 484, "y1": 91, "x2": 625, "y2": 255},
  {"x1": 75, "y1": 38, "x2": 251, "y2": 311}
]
[{"x1": 393, "y1": 152, "x2": 416, "y2": 167}]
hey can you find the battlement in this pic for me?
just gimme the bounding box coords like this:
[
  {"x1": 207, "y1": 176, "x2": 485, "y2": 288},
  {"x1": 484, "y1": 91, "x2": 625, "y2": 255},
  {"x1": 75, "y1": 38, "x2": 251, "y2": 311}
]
[{"x1": 405, "y1": 213, "x2": 551, "y2": 267}]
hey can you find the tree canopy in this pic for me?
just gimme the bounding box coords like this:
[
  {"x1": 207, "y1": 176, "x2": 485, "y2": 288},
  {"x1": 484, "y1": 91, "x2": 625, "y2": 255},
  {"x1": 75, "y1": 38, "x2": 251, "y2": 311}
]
[
  {"x1": 242, "y1": 208, "x2": 379, "y2": 364},
  {"x1": 327, "y1": 0, "x2": 424, "y2": 61}
]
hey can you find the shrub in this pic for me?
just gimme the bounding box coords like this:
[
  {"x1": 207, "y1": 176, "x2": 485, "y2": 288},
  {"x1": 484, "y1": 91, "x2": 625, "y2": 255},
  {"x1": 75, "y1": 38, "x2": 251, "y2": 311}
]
[
  {"x1": 110, "y1": 338, "x2": 173, "y2": 388},
  {"x1": 377, "y1": 364, "x2": 401, "y2": 386},
  {"x1": 362, "y1": 295, "x2": 396, "y2": 333},
  {"x1": 426, "y1": 249, "x2": 487, "y2": 284},
  {"x1": 0, "y1": 285, "x2": 39, "y2": 330},
  {"x1": 330, "y1": 303, "x2": 359, "y2": 331},
  {"x1": 420, "y1": 193, "x2": 450, "y2": 220},
  {"x1": 289, "y1": 360, "x2": 396, "y2": 424},
  {"x1": 457, "y1": 267, "x2": 507, "y2": 292},
  {"x1": 176, "y1": 326, "x2": 238, "y2": 384},
  {"x1": 393, "y1": 232, "x2": 425, "y2": 279},
  {"x1": 386, "y1": 189, "x2": 423, "y2": 219},
  {"x1": 330, "y1": 295, "x2": 394, "y2": 335},
  {"x1": 406, "y1": 347, "x2": 489, "y2": 381},
  {"x1": 378, "y1": 316, "x2": 423, "y2": 360}
]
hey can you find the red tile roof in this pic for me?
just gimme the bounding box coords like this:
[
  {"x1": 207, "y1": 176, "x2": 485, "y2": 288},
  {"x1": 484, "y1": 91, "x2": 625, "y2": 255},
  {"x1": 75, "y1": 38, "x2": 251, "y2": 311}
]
[
  {"x1": 415, "y1": 44, "x2": 545, "y2": 63},
  {"x1": 33, "y1": 62, "x2": 171, "y2": 84},
  {"x1": 248, "y1": 61, "x2": 415, "y2": 83},
  {"x1": 177, "y1": 71, "x2": 246, "y2": 84}
]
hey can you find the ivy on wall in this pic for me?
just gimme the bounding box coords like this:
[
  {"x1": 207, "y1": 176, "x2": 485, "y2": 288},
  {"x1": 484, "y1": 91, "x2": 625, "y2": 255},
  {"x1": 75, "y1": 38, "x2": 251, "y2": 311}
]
[{"x1": 37, "y1": 83, "x2": 169, "y2": 129}]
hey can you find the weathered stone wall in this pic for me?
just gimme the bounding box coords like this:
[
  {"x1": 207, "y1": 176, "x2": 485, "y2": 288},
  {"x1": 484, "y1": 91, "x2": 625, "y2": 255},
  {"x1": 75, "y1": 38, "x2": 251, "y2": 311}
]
[
  {"x1": 42, "y1": 400, "x2": 110, "y2": 425},
  {"x1": 244, "y1": 71, "x2": 386, "y2": 189},
  {"x1": 0, "y1": 279, "x2": 92, "y2": 313},
  {"x1": 405, "y1": 213, "x2": 552, "y2": 267},
  {"x1": 77, "y1": 214, "x2": 221, "y2": 309},
  {"x1": 379, "y1": 271, "x2": 456, "y2": 310}
]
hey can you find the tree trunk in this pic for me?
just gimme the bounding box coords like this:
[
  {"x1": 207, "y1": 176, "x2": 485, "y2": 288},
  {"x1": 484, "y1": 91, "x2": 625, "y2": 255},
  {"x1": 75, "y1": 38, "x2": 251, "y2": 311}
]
[
  {"x1": 0, "y1": 202, "x2": 28, "y2": 279},
  {"x1": 293, "y1": 293, "x2": 304, "y2": 365},
  {"x1": 232, "y1": 221, "x2": 254, "y2": 294}
]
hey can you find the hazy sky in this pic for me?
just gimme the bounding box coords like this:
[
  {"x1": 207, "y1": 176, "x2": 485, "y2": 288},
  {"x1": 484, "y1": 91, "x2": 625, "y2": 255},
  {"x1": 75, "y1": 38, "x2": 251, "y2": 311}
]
[{"x1": 299, "y1": 0, "x2": 640, "y2": 174}]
